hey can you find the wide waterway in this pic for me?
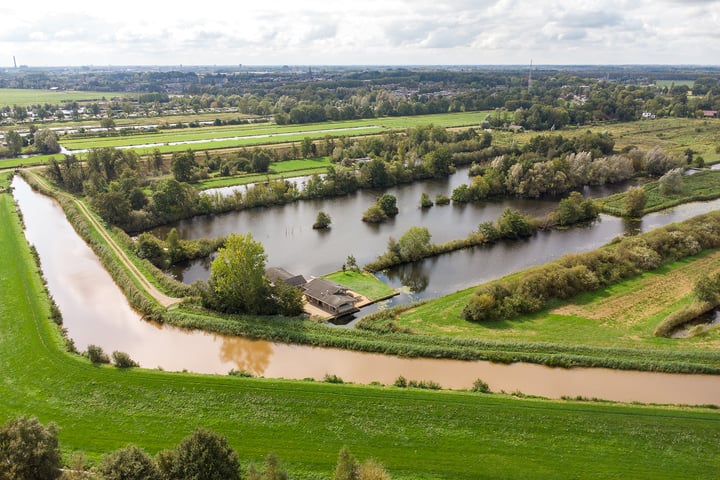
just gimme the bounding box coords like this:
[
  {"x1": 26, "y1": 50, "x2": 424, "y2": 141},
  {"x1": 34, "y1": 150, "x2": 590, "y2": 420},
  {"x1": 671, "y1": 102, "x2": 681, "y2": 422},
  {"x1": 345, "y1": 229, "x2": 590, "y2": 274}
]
[{"x1": 12, "y1": 176, "x2": 720, "y2": 405}]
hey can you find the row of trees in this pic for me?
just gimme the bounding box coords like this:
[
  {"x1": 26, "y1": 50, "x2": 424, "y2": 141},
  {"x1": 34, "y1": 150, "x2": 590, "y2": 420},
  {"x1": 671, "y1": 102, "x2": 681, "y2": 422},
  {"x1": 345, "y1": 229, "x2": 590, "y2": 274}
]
[
  {"x1": 0, "y1": 416, "x2": 391, "y2": 480},
  {"x1": 452, "y1": 145, "x2": 685, "y2": 204}
]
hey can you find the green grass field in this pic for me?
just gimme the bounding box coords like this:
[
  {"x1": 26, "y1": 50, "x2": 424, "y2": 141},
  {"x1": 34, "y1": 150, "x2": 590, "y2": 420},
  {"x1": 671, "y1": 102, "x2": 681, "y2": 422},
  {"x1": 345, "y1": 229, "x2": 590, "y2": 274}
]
[
  {"x1": 323, "y1": 270, "x2": 396, "y2": 300},
  {"x1": 197, "y1": 157, "x2": 332, "y2": 189},
  {"x1": 3, "y1": 173, "x2": 720, "y2": 478},
  {"x1": 0, "y1": 88, "x2": 128, "y2": 107}
]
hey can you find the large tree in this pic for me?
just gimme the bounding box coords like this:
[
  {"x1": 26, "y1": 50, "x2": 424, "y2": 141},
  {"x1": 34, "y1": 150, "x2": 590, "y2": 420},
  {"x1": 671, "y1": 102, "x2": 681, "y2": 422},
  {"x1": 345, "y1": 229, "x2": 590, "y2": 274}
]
[
  {"x1": 397, "y1": 226, "x2": 432, "y2": 262},
  {"x1": 158, "y1": 428, "x2": 240, "y2": 480},
  {"x1": 33, "y1": 128, "x2": 60, "y2": 154},
  {"x1": 209, "y1": 233, "x2": 271, "y2": 314},
  {"x1": 0, "y1": 416, "x2": 62, "y2": 480},
  {"x1": 98, "y1": 445, "x2": 160, "y2": 480}
]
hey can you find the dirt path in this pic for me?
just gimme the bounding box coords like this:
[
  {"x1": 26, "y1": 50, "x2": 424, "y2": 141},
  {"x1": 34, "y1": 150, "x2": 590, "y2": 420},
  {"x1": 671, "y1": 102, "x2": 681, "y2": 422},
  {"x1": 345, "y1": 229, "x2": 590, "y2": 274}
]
[{"x1": 25, "y1": 170, "x2": 180, "y2": 308}]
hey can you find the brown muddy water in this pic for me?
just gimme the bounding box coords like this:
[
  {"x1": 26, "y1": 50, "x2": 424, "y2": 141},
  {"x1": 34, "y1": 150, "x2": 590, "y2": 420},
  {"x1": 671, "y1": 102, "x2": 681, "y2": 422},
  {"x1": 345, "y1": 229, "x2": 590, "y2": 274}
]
[{"x1": 12, "y1": 176, "x2": 720, "y2": 405}]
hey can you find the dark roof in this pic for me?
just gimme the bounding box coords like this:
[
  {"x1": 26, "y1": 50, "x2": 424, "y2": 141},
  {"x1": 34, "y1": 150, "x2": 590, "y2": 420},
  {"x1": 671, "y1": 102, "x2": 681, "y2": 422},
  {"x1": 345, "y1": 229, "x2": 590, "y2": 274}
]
[
  {"x1": 303, "y1": 278, "x2": 357, "y2": 309},
  {"x1": 266, "y1": 267, "x2": 307, "y2": 287}
]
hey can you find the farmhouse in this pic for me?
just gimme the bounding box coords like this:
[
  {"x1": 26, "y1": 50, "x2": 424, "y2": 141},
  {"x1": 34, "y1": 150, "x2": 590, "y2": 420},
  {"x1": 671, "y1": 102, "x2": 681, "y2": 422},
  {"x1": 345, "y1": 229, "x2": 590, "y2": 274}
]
[
  {"x1": 266, "y1": 267, "x2": 307, "y2": 287},
  {"x1": 302, "y1": 278, "x2": 359, "y2": 317},
  {"x1": 702, "y1": 110, "x2": 718, "y2": 118}
]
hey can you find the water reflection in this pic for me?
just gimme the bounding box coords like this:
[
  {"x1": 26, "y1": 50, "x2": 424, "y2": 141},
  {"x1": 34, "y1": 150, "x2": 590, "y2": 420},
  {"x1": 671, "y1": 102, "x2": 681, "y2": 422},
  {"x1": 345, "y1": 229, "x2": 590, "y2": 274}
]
[{"x1": 219, "y1": 336, "x2": 274, "y2": 375}]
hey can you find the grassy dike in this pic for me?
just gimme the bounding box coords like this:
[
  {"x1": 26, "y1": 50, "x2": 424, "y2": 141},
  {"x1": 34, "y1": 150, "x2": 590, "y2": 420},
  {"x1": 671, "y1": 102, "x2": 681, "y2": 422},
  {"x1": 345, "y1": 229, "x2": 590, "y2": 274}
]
[{"x1": 2, "y1": 174, "x2": 720, "y2": 478}]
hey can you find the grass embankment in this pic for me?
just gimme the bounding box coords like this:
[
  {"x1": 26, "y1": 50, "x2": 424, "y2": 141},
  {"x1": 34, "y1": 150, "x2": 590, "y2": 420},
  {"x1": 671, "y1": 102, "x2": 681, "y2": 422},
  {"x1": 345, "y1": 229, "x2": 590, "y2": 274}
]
[
  {"x1": 368, "y1": 245, "x2": 720, "y2": 358},
  {"x1": 323, "y1": 270, "x2": 396, "y2": 300},
  {"x1": 2, "y1": 179, "x2": 720, "y2": 478},
  {"x1": 197, "y1": 157, "x2": 332, "y2": 190},
  {"x1": 599, "y1": 169, "x2": 720, "y2": 216}
]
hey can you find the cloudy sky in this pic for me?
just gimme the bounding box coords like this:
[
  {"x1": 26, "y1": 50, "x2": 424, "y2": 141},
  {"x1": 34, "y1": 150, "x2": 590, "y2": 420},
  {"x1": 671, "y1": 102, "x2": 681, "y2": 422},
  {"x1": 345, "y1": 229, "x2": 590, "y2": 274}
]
[{"x1": 2, "y1": 0, "x2": 719, "y2": 66}]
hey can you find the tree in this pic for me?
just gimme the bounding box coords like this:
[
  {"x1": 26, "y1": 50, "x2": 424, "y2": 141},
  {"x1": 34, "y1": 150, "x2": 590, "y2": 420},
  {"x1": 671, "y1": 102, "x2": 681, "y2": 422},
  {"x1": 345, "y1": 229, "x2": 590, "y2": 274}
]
[
  {"x1": 398, "y1": 226, "x2": 432, "y2": 262},
  {"x1": 251, "y1": 150, "x2": 271, "y2": 173},
  {"x1": 419, "y1": 192, "x2": 433, "y2": 209},
  {"x1": 158, "y1": 428, "x2": 240, "y2": 480},
  {"x1": 209, "y1": 233, "x2": 271, "y2": 314},
  {"x1": 33, "y1": 128, "x2": 60, "y2": 154},
  {"x1": 345, "y1": 255, "x2": 359, "y2": 272},
  {"x1": 624, "y1": 186, "x2": 647, "y2": 217},
  {"x1": 171, "y1": 150, "x2": 196, "y2": 182},
  {"x1": 100, "y1": 117, "x2": 116, "y2": 131},
  {"x1": 300, "y1": 137, "x2": 315, "y2": 158},
  {"x1": 333, "y1": 447, "x2": 359, "y2": 480},
  {"x1": 5, "y1": 130, "x2": 22, "y2": 156},
  {"x1": 376, "y1": 194, "x2": 398, "y2": 217},
  {"x1": 0, "y1": 416, "x2": 62, "y2": 480},
  {"x1": 98, "y1": 445, "x2": 160, "y2": 480},
  {"x1": 313, "y1": 211, "x2": 332, "y2": 229},
  {"x1": 694, "y1": 274, "x2": 720, "y2": 303},
  {"x1": 658, "y1": 168, "x2": 683, "y2": 195},
  {"x1": 496, "y1": 208, "x2": 534, "y2": 239}
]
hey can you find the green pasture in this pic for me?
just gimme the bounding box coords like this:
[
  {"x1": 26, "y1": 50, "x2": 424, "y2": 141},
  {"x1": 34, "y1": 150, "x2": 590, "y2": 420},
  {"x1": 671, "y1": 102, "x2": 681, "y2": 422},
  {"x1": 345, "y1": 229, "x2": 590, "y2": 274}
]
[
  {"x1": 655, "y1": 80, "x2": 695, "y2": 89},
  {"x1": 0, "y1": 88, "x2": 127, "y2": 107},
  {"x1": 197, "y1": 157, "x2": 332, "y2": 189},
  {"x1": 323, "y1": 270, "x2": 396, "y2": 300},
  {"x1": 1, "y1": 181, "x2": 720, "y2": 478}
]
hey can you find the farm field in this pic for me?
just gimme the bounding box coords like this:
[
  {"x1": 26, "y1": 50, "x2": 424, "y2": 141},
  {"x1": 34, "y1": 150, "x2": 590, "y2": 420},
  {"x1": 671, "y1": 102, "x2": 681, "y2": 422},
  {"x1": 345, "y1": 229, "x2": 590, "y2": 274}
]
[
  {"x1": 1, "y1": 173, "x2": 719, "y2": 479},
  {"x1": 0, "y1": 88, "x2": 128, "y2": 107},
  {"x1": 196, "y1": 157, "x2": 333, "y2": 189},
  {"x1": 58, "y1": 111, "x2": 492, "y2": 151}
]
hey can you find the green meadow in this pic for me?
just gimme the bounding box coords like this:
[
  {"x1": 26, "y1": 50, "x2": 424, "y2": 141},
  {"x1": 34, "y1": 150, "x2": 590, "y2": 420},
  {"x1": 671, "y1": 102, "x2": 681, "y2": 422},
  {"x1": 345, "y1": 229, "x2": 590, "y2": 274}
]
[{"x1": 0, "y1": 88, "x2": 127, "y2": 107}]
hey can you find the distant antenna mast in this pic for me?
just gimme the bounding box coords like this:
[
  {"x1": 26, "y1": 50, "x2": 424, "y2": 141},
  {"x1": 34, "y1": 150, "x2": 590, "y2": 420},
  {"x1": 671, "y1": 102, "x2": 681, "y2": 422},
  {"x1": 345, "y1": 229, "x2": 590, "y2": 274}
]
[
  {"x1": 13, "y1": 56, "x2": 17, "y2": 68},
  {"x1": 528, "y1": 59, "x2": 533, "y2": 92}
]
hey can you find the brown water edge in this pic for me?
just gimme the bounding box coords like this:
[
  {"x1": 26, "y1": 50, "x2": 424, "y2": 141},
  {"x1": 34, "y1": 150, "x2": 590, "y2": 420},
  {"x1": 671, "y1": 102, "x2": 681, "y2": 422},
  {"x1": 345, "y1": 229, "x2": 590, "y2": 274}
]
[{"x1": 12, "y1": 176, "x2": 720, "y2": 405}]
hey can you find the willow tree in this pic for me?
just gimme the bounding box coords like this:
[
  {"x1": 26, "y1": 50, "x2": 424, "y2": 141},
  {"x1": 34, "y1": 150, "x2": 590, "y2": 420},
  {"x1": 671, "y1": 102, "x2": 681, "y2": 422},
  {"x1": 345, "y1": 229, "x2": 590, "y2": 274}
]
[{"x1": 209, "y1": 233, "x2": 271, "y2": 314}]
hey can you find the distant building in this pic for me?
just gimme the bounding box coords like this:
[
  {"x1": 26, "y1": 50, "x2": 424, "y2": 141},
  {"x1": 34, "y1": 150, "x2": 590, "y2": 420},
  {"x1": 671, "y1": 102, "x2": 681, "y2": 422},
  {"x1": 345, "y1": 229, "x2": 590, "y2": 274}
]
[
  {"x1": 641, "y1": 112, "x2": 656, "y2": 119},
  {"x1": 302, "y1": 278, "x2": 359, "y2": 317},
  {"x1": 702, "y1": 110, "x2": 718, "y2": 118}
]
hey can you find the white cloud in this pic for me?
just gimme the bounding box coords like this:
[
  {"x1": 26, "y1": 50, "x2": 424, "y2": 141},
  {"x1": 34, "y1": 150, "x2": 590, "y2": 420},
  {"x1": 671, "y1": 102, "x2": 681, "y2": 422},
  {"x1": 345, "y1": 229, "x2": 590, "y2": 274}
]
[{"x1": 1, "y1": 0, "x2": 719, "y2": 66}]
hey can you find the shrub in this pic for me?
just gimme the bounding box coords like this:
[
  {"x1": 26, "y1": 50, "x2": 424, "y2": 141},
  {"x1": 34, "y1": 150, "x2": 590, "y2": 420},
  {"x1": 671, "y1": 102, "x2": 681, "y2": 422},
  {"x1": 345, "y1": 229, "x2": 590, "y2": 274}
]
[
  {"x1": 420, "y1": 192, "x2": 433, "y2": 208},
  {"x1": 323, "y1": 373, "x2": 344, "y2": 384},
  {"x1": 313, "y1": 211, "x2": 332, "y2": 229},
  {"x1": 435, "y1": 194, "x2": 450, "y2": 205},
  {"x1": 112, "y1": 351, "x2": 139, "y2": 368},
  {"x1": 86, "y1": 344, "x2": 110, "y2": 364},
  {"x1": 471, "y1": 379, "x2": 491, "y2": 393},
  {"x1": 393, "y1": 375, "x2": 408, "y2": 388},
  {"x1": 362, "y1": 204, "x2": 387, "y2": 223}
]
